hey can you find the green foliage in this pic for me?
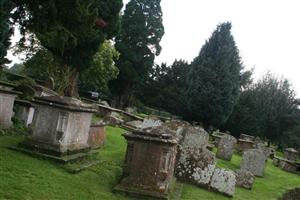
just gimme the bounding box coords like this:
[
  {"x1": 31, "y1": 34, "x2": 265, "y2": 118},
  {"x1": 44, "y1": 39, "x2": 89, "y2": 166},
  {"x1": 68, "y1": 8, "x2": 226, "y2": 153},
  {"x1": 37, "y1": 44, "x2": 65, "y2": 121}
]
[
  {"x1": 24, "y1": 48, "x2": 75, "y2": 95},
  {"x1": 8, "y1": 63, "x2": 25, "y2": 75},
  {"x1": 109, "y1": 0, "x2": 164, "y2": 106},
  {"x1": 186, "y1": 22, "x2": 244, "y2": 127},
  {"x1": 223, "y1": 72, "x2": 300, "y2": 148},
  {"x1": 1, "y1": 126, "x2": 300, "y2": 199},
  {"x1": 12, "y1": 0, "x2": 122, "y2": 96},
  {"x1": 141, "y1": 59, "x2": 190, "y2": 117},
  {"x1": 13, "y1": 0, "x2": 122, "y2": 72},
  {"x1": 80, "y1": 40, "x2": 119, "y2": 93},
  {"x1": 0, "y1": 0, "x2": 13, "y2": 65}
]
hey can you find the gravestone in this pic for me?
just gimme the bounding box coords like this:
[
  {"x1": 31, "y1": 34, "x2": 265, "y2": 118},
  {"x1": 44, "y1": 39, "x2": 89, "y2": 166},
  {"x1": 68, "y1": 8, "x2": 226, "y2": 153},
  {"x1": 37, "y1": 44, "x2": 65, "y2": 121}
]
[
  {"x1": 240, "y1": 149, "x2": 266, "y2": 177},
  {"x1": 176, "y1": 147, "x2": 216, "y2": 187},
  {"x1": 235, "y1": 169, "x2": 255, "y2": 189},
  {"x1": 216, "y1": 134, "x2": 237, "y2": 161},
  {"x1": 240, "y1": 133, "x2": 255, "y2": 141},
  {"x1": 210, "y1": 168, "x2": 236, "y2": 197},
  {"x1": 115, "y1": 126, "x2": 178, "y2": 199},
  {"x1": 22, "y1": 96, "x2": 97, "y2": 159},
  {"x1": 87, "y1": 122, "x2": 106, "y2": 149}
]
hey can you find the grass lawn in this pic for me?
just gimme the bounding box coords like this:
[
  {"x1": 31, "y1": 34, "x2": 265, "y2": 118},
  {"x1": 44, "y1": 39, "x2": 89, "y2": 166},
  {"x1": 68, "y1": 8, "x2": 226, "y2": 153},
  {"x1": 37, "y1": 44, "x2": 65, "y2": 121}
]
[{"x1": 0, "y1": 126, "x2": 299, "y2": 200}]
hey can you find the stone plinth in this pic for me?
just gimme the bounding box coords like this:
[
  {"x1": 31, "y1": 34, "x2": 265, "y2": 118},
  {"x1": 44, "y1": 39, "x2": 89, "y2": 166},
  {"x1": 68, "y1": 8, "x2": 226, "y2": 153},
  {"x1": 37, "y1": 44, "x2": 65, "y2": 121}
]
[
  {"x1": 216, "y1": 134, "x2": 237, "y2": 161},
  {"x1": 240, "y1": 149, "x2": 266, "y2": 177},
  {"x1": 22, "y1": 96, "x2": 97, "y2": 156},
  {"x1": 116, "y1": 126, "x2": 178, "y2": 199},
  {"x1": 284, "y1": 148, "x2": 299, "y2": 162},
  {"x1": 14, "y1": 99, "x2": 35, "y2": 127},
  {"x1": 0, "y1": 88, "x2": 20, "y2": 129},
  {"x1": 237, "y1": 139, "x2": 254, "y2": 152},
  {"x1": 87, "y1": 123, "x2": 106, "y2": 149}
]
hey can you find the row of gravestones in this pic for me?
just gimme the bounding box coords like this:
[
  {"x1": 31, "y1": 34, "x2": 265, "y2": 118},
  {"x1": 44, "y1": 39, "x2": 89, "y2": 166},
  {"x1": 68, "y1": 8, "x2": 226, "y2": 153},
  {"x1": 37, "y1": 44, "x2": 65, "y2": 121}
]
[
  {"x1": 1, "y1": 80, "x2": 298, "y2": 199},
  {"x1": 117, "y1": 119, "x2": 270, "y2": 197}
]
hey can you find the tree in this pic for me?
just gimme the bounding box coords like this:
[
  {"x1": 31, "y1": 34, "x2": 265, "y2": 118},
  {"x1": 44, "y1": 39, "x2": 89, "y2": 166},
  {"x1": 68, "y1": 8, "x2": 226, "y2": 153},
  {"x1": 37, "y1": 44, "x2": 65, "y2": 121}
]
[
  {"x1": 0, "y1": 0, "x2": 13, "y2": 65},
  {"x1": 12, "y1": 0, "x2": 122, "y2": 96},
  {"x1": 24, "y1": 41, "x2": 119, "y2": 95},
  {"x1": 223, "y1": 72, "x2": 300, "y2": 145},
  {"x1": 79, "y1": 40, "x2": 119, "y2": 94},
  {"x1": 109, "y1": 0, "x2": 164, "y2": 107},
  {"x1": 186, "y1": 22, "x2": 244, "y2": 127},
  {"x1": 141, "y1": 59, "x2": 190, "y2": 117}
]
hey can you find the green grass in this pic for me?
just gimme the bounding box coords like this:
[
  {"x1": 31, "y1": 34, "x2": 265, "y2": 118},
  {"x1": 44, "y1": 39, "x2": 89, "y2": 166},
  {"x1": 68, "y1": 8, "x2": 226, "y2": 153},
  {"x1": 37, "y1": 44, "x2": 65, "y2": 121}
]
[{"x1": 0, "y1": 126, "x2": 300, "y2": 200}]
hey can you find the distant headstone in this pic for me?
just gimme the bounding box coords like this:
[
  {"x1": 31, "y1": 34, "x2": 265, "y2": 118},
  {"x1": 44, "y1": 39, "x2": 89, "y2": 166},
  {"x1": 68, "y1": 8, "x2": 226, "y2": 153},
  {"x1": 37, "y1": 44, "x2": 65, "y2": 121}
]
[
  {"x1": 216, "y1": 134, "x2": 237, "y2": 161},
  {"x1": 240, "y1": 149, "x2": 266, "y2": 177},
  {"x1": 210, "y1": 168, "x2": 236, "y2": 197}
]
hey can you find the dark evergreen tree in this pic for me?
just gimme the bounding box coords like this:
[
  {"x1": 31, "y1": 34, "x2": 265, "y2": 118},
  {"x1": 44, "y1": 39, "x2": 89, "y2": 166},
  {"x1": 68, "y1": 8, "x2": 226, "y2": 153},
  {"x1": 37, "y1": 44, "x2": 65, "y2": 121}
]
[
  {"x1": 223, "y1": 72, "x2": 300, "y2": 146},
  {"x1": 186, "y1": 22, "x2": 243, "y2": 126},
  {"x1": 109, "y1": 0, "x2": 164, "y2": 107},
  {"x1": 12, "y1": 0, "x2": 122, "y2": 96},
  {"x1": 141, "y1": 59, "x2": 190, "y2": 116},
  {"x1": 0, "y1": 0, "x2": 13, "y2": 65}
]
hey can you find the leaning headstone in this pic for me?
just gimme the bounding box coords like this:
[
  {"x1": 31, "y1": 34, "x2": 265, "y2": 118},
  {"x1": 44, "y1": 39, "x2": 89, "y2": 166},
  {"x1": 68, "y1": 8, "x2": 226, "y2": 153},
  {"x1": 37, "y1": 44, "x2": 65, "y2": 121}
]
[
  {"x1": 210, "y1": 168, "x2": 236, "y2": 197},
  {"x1": 179, "y1": 126, "x2": 209, "y2": 149},
  {"x1": 240, "y1": 149, "x2": 266, "y2": 177},
  {"x1": 235, "y1": 169, "x2": 255, "y2": 190},
  {"x1": 176, "y1": 147, "x2": 216, "y2": 187},
  {"x1": 216, "y1": 134, "x2": 237, "y2": 161}
]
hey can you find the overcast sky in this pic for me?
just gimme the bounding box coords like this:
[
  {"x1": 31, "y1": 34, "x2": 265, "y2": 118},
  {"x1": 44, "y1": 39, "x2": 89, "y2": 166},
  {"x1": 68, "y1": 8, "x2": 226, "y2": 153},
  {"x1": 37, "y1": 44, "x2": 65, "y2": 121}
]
[{"x1": 8, "y1": 0, "x2": 300, "y2": 95}]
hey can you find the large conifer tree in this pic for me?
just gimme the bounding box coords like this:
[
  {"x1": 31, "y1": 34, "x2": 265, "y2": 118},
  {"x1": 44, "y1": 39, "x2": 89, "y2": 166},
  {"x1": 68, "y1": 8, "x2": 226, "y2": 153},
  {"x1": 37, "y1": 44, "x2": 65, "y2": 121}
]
[
  {"x1": 12, "y1": 0, "x2": 122, "y2": 96},
  {"x1": 187, "y1": 22, "x2": 243, "y2": 126},
  {"x1": 110, "y1": 0, "x2": 164, "y2": 107}
]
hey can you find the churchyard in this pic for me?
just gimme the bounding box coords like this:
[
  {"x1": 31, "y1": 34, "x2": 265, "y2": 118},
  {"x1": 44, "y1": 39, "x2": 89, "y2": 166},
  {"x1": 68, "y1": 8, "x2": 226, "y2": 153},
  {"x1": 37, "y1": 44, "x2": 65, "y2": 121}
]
[
  {"x1": 1, "y1": 1, "x2": 300, "y2": 199},
  {"x1": 1, "y1": 125, "x2": 300, "y2": 200}
]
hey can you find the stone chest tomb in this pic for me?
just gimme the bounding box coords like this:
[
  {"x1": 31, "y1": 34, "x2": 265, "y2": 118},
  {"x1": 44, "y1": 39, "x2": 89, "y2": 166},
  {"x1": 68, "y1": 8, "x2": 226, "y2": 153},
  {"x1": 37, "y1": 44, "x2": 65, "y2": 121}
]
[
  {"x1": 22, "y1": 96, "x2": 97, "y2": 157},
  {"x1": 115, "y1": 126, "x2": 178, "y2": 199},
  {"x1": 0, "y1": 81, "x2": 20, "y2": 129},
  {"x1": 284, "y1": 148, "x2": 299, "y2": 162}
]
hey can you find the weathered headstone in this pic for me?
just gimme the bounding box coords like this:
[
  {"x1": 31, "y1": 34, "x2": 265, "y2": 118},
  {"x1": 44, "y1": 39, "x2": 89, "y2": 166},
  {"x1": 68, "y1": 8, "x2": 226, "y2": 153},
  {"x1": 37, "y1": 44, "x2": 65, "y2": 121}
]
[
  {"x1": 176, "y1": 147, "x2": 216, "y2": 187},
  {"x1": 240, "y1": 133, "x2": 255, "y2": 141},
  {"x1": 235, "y1": 169, "x2": 255, "y2": 189},
  {"x1": 115, "y1": 126, "x2": 178, "y2": 199},
  {"x1": 240, "y1": 149, "x2": 266, "y2": 177},
  {"x1": 216, "y1": 134, "x2": 237, "y2": 161},
  {"x1": 87, "y1": 122, "x2": 106, "y2": 149},
  {"x1": 210, "y1": 168, "x2": 236, "y2": 197}
]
